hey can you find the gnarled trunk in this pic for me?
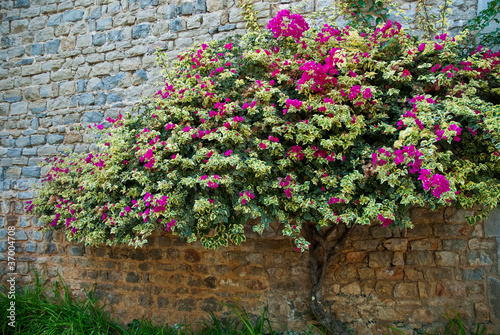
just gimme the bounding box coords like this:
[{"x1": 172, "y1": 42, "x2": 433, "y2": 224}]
[{"x1": 304, "y1": 223, "x2": 352, "y2": 335}]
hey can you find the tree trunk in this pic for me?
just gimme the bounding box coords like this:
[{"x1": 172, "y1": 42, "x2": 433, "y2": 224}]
[{"x1": 304, "y1": 223, "x2": 352, "y2": 335}]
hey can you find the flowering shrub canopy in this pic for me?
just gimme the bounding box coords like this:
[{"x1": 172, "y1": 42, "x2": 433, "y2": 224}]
[{"x1": 29, "y1": 12, "x2": 500, "y2": 250}]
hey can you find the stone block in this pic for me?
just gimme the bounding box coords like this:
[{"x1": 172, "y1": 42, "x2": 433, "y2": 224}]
[
  {"x1": 435, "y1": 251, "x2": 459, "y2": 266},
  {"x1": 96, "y1": 18, "x2": 113, "y2": 31},
  {"x1": 95, "y1": 92, "x2": 106, "y2": 105},
  {"x1": 22, "y1": 148, "x2": 37, "y2": 156},
  {"x1": 79, "y1": 93, "x2": 95, "y2": 106},
  {"x1": 406, "y1": 251, "x2": 434, "y2": 266},
  {"x1": 102, "y1": 73, "x2": 124, "y2": 90},
  {"x1": 30, "y1": 135, "x2": 46, "y2": 145},
  {"x1": 61, "y1": 9, "x2": 84, "y2": 23},
  {"x1": 485, "y1": 207, "x2": 500, "y2": 237},
  {"x1": 25, "y1": 242, "x2": 37, "y2": 253},
  {"x1": 7, "y1": 148, "x2": 22, "y2": 158},
  {"x1": 5, "y1": 167, "x2": 22, "y2": 179},
  {"x1": 126, "y1": 45, "x2": 148, "y2": 57},
  {"x1": 88, "y1": 7, "x2": 102, "y2": 20},
  {"x1": 120, "y1": 58, "x2": 141, "y2": 71},
  {"x1": 165, "y1": 5, "x2": 177, "y2": 19},
  {"x1": 91, "y1": 62, "x2": 112, "y2": 76},
  {"x1": 463, "y1": 268, "x2": 484, "y2": 281},
  {"x1": 15, "y1": 137, "x2": 30, "y2": 148},
  {"x1": 76, "y1": 34, "x2": 92, "y2": 48},
  {"x1": 59, "y1": 81, "x2": 75, "y2": 96},
  {"x1": 108, "y1": 30, "x2": 123, "y2": 41},
  {"x1": 369, "y1": 251, "x2": 392, "y2": 267},
  {"x1": 82, "y1": 111, "x2": 103, "y2": 123},
  {"x1": 15, "y1": 0, "x2": 30, "y2": 8},
  {"x1": 46, "y1": 14, "x2": 61, "y2": 26},
  {"x1": 195, "y1": 0, "x2": 206, "y2": 13},
  {"x1": 93, "y1": 33, "x2": 106, "y2": 46},
  {"x1": 69, "y1": 245, "x2": 84, "y2": 256},
  {"x1": 107, "y1": 92, "x2": 122, "y2": 103},
  {"x1": 76, "y1": 79, "x2": 86, "y2": 93},
  {"x1": 170, "y1": 18, "x2": 184, "y2": 33},
  {"x1": 11, "y1": 102, "x2": 28, "y2": 115},
  {"x1": 383, "y1": 238, "x2": 407, "y2": 251},
  {"x1": 177, "y1": 2, "x2": 194, "y2": 15},
  {"x1": 38, "y1": 145, "x2": 57, "y2": 156},
  {"x1": 32, "y1": 73, "x2": 50, "y2": 85},
  {"x1": 468, "y1": 251, "x2": 493, "y2": 267},
  {"x1": 442, "y1": 239, "x2": 467, "y2": 250},
  {"x1": 488, "y1": 276, "x2": 500, "y2": 320},
  {"x1": 394, "y1": 282, "x2": 418, "y2": 298},
  {"x1": 218, "y1": 24, "x2": 236, "y2": 32},
  {"x1": 132, "y1": 23, "x2": 151, "y2": 39},
  {"x1": 47, "y1": 134, "x2": 64, "y2": 144}
]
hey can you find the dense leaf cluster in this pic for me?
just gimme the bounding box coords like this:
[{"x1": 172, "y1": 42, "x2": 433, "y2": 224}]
[{"x1": 29, "y1": 11, "x2": 500, "y2": 250}]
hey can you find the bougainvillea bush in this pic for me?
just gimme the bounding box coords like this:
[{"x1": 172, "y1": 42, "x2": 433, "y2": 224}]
[{"x1": 29, "y1": 10, "x2": 500, "y2": 252}]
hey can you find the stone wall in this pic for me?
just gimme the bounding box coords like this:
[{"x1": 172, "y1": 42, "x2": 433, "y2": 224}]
[
  {"x1": 2, "y1": 204, "x2": 500, "y2": 333},
  {"x1": 1, "y1": 0, "x2": 500, "y2": 333}
]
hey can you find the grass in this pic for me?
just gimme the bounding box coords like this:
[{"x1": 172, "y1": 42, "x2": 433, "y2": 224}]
[
  {"x1": 0, "y1": 271, "x2": 321, "y2": 335},
  {"x1": 0, "y1": 272, "x2": 497, "y2": 335}
]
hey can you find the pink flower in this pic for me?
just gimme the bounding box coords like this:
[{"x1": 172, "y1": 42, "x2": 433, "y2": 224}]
[
  {"x1": 362, "y1": 88, "x2": 372, "y2": 99},
  {"x1": 200, "y1": 175, "x2": 208, "y2": 180},
  {"x1": 377, "y1": 214, "x2": 393, "y2": 227},
  {"x1": 349, "y1": 85, "x2": 361, "y2": 100},
  {"x1": 207, "y1": 181, "x2": 219, "y2": 188},
  {"x1": 183, "y1": 126, "x2": 191, "y2": 132},
  {"x1": 328, "y1": 197, "x2": 340, "y2": 204},
  {"x1": 267, "y1": 9, "x2": 309, "y2": 42},
  {"x1": 225, "y1": 150, "x2": 232, "y2": 156},
  {"x1": 207, "y1": 151, "x2": 213, "y2": 158},
  {"x1": 241, "y1": 199, "x2": 247, "y2": 204},
  {"x1": 242, "y1": 102, "x2": 249, "y2": 109},
  {"x1": 401, "y1": 69, "x2": 411, "y2": 77},
  {"x1": 224, "y1": 43, "x2": 233, "y2": 50},
  {"x1": 418, "y1": 43, "x2": 425, "y2": 52},
  {"x1": 259, "y1": 142, "x2": 267, "y2": 149},
  {"x1": 284, "y1": 188, "x2": 292, "y2": 198},
  {"x1": 434, "y1": 43, "x2": 443, "y2": 51},
  {"x1": 208, "y1": 199, "x2": 214, "y2": 204}
]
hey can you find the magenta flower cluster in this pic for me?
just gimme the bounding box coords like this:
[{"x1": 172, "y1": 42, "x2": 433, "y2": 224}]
[{"x1": 267, "y1": 9, "x2": 310, "y2": 42}]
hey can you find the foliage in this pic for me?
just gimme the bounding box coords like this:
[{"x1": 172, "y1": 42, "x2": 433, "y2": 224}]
[
  {"x1": 465, "y1": 0, "x2": 500, "y2": 51},
  {"x1": 28, "y1": 5, "x2": 500, "y2": 251},
  {"x1": 0, "y1": 271, "x2": 126, "y2": 334}
]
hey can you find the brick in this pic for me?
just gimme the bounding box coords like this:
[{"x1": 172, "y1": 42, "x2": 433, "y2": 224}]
[{"x1": 369, "y1": 252, "x2": 392, "y2": 267}]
